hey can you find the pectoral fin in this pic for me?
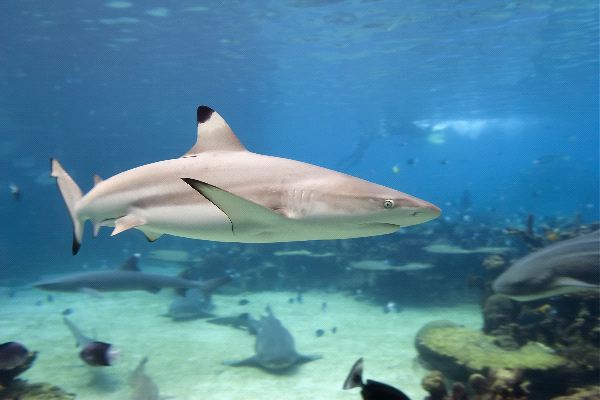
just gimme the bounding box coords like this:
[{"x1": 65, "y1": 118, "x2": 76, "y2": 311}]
[
  {"x1": 224, "y1": 356, "x2": 258, "y2": 367},
  {"x1": 181, "y1": 179, "x2": 288, "y2": 234},
  {"x1": 111, "y1": 214, "x2": 146, "y2": 236}
]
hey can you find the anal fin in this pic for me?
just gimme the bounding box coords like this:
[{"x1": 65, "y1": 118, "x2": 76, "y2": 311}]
[{"x1": 111, "y1": 214, "x2": 146, "y2": 236}]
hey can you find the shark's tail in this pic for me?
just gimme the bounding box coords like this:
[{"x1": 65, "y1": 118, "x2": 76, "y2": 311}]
[
  {"x1": 199, "y1": 275, "x2": 232, "y2": 301},
  {"x1": 51, "y1": 158, "x2": 84, "y2": 255}
]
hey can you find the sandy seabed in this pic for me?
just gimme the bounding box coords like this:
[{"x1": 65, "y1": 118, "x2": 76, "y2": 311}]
[{"x1": 1, "y1": 282, "x2": 481, "y2": 400}]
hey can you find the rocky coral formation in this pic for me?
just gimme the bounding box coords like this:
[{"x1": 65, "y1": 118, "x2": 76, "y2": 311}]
[
  {"x1": 0, "y1": 380, "x2": 76, "y2": 400},
  {"x1": 551, "y1": 386, "x2": 600, "y2": 400},
  {"x1": 422, "y1": 368, "x2": 531, "y2": 400},
  {"x1": 415, "y1": 320, "x2": 567, "y2": 382}
]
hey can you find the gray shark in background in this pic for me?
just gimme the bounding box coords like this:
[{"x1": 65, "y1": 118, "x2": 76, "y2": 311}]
[
  {"x1": 164, "y1": 287, "x2": 223, "y2": 321},
  {"x1": 128, "y1": 357, "x2": 162, "y2": 400},
  {"x1": 209, "y1": 307, "x2": 321, "y2": 372},
  {"x1": 493, "y1": 230, "x2": 600, "y2": 301},
  {"x1": 51, "y1": 105, "x2": 440, "y2": 255},
  {"x1": 34, "y1": 256, "x2": 230, "y2": 296}
]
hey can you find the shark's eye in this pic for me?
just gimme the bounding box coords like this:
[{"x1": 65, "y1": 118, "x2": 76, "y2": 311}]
[{"x1": 383, "y1": 199, "x2": 395, "y2": 209}]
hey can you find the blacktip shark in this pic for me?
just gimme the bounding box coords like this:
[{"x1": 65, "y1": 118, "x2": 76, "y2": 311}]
[
  {"x1": 51, "y1": 105, "x2": 440, "y2": 255},
  {"x1": 208, "y1": 306, "x2": 321, "y2": 372},
  {"x1": 34, "y1": 256, "x2": 231, "y2": 296},
  {"x1": 493, "y1": 230, "x2": 599, "y2": 301}
]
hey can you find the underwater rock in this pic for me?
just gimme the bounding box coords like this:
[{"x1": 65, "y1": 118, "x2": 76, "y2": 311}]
[
  {"x1": 482, "y1": 294, "x2": 519, "y2": 334},
  {"x1": 551, "y1": 386, "x2": 600, "y2": 399},
  {"x1": 415, "y1": 320, "x2": 567, "y2": 382},
  {"x1": 0, "y1": 380, "x2": 75, "y2": 399},
  {"x1": 421, "y1": 370, "x2": 447, "y2": 399}
]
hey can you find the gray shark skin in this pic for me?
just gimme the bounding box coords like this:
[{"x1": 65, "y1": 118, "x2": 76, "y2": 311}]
[
  {"x1": 213, "y1": 307, "x2": 321, "y2": 373},
  {"x1": 129, "y1": 357, "x2": 160, "y2": 400},
  {"x1": 51, "y1": 105, "x2": 440, "y2": 254},
  {"x1": 164, "y1": 281, "x2": 230, "y2": 321},
  {"x1": 34, "y1": 256, "x2": 227, "y2": 295},
  {"x1": 493, "y1": 231, "x2": 600, "y2": 301}
]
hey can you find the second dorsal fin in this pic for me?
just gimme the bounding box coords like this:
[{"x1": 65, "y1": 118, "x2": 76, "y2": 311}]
[
  {"x1": 182, "y1": 106, "x2": 247, "y2": 157},
  {"x1": 118, "y1": 255, "x2": 140, "y2": 272}
]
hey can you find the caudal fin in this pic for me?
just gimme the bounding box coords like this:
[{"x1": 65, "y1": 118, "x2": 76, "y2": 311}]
[
  {"x1": 343, "y1": 358, "x2": 364, "y2": 390},
  {"x1": 50, "y1": 158, "x2": 84, "y2": 255}
]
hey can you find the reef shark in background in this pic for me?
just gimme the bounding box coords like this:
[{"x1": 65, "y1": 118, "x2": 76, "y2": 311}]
[
  {"x1": 34, "y1": 256, "x2": 230, "y2": 296},
  {"x1": 209, "y1": 307, "x2": 321, "y2": 372},
  {"x1": 493, "y1": 230, "x2": 600, "y2": 301},
  {"x1": 51, "y1": 105, "x2": 440, "y2": 254}
]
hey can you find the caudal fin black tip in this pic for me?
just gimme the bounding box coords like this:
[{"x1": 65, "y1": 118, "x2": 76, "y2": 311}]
[{"x1": 72, "y1": 234, "x2": 81, "y2": 255}]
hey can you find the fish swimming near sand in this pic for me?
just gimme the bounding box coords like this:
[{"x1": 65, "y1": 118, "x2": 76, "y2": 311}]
[
  {"x1": 63, "y1": 317, "x2": 118, "y2": 367},
  {"x1": 343, "y1": 358, "x2": 411, "y2": 400},
  {"x1": 51, "y1": 105, "x2": 440, "y2": 255},
  {"x1": 493, "y1": 231, "x2": 600, "y2": 301},
  {"x1": 34, "y1": 256, "x2": 230, "y2": 296},
  {"x1": 209, "y1": 307, "x2": 321, "y2": 372}
]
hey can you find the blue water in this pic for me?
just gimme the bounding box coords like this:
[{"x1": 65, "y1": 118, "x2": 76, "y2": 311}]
[{"x1": 0, "y1": 2, "x2": 598, "y2": 277}]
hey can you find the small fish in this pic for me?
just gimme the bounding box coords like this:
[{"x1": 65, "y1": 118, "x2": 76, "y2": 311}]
[
  {"x1": 321, "y1": 302, "x2": 327, "y2": 312},
  {"x1": 331, "y1": 327, "x2": 337, "y2": 334},
  {"x1": 315, "y1": 329, "x2": 325, "y2": 337},
  {"x1": 61, "y1": 308, "x2": 74, "y2": 316},
  {"x1": 406, "y1": 158, "x2": 417, "y2": 165},
  {"x1": 343, "y1": 358, "x2": 410, "y2": 400},
  {"x1": 238, "y1": 299, "x2": 249, "y2": 306},
  {"x1": 9, "y1": 183, "x2": 20, "y2": 201},
  {"x1": 63, "y1": 317, "x2": 119, "y2": 367},
  {"x1": 288, "y1": 297, "x2": 295, "y2": 304},
  {"x1": 0, "y1": 342, "x2": 30, "y2": 370},
  {"x1": 296, "y1": 292, "x2": 303, "y2": 303},
  {"x1": 383, "y1": 302, "x2": 397, "y2": 314}
]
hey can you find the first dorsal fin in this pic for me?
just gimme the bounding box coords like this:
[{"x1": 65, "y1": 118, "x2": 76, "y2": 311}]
[
  {"x1": 118, "y1": 256, "x2": 140, "y2": 272},
  {"x1": 182, "y1": 106, "x2": 247, "y2": 157}
]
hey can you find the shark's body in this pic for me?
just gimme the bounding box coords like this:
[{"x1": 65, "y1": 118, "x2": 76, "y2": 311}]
[
  {"x1": 52, "y1": 106, "x2": 440, "y2": 254},
  {"x1": 34, "y1": 256, "x2": 228, "y2": 295},
  {"x1": 164, "y1": 287, "x2": 222, "y2": 321},
  {"x1": 493, "y1": 231, "x2": 600, "y2": 301},
  {"x1": 209, "y1": 307, "x2": 320, "y2": 372}
]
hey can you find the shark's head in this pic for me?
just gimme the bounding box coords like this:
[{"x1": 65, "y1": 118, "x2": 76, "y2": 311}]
[{"x1": 303, "y1": 174, "x2": 441, "y2": 236}]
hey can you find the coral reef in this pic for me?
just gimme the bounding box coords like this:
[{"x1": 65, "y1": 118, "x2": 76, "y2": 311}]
[
  {"x1": 416, "y1": 320, "x2": 567, "y2": 382},
  {"x1": 0, "y1": 380, "x2": 76, "y2": 400},
  {"x1": 551, "y1": 386, "x2": 600, "y2": 399},
  {"x1": 422, "y1": 368, "x2": 531, "y2": 400}
]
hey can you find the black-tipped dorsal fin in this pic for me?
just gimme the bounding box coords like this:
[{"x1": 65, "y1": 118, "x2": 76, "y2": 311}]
[
  {"x1": 119, "y1": 256, "x2": 140, "y2": 272},
  {"x1": 182, "y1": 106, "x2": 247, "y2": 157}
]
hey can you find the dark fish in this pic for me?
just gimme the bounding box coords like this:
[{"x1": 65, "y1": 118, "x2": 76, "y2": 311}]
[
  {"x1": 343, "y1": 358, "x2": 411, "y2": 400},
  {"x1": 61, "y1": 308, "x2": 74, "y2": 316},
  {"x1": 315, "y1": 329, "x2": 325, "y2": 337},
  {"x1": 331, "y1": 327, "x2": 337, "y2": 334},
  {"x1": 63, "y1": 317, "x2": 118, "y2": 367},
  {"x1": 0, "y1": 342, "x2": 30, "y2": 370},
  {"x1": 493, "y1": 231, "x2": 600, "y2": 301},
  {"x1": 238, "y1": 299, "x2": 249, "y2": 306},
  {"x1": 288, "y1": 297, "x2": 295, "y2": 304}
]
